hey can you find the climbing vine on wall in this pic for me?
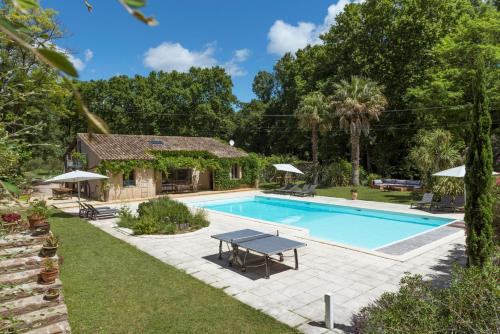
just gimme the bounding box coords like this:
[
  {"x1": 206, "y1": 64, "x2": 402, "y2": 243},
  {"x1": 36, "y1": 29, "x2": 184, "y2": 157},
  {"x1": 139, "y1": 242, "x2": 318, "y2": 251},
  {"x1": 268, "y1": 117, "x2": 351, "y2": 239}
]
[{"x1": 95, "y1": 151, "x2": 262, "y2": 190}]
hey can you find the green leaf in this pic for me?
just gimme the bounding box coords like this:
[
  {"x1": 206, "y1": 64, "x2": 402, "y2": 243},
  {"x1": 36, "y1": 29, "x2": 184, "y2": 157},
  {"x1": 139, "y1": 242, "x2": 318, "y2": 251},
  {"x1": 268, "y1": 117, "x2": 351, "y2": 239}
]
[
  {"x1": 0, "y1": 180, "x2": 21, "y2": 196},
  {"x1": 37, "y1": 48, "x2": 79, "y2": 78},
  {"x1": 12, "y1": 0, "x2": 39, "y2": 12},
  {"x1": 123, "y1": 0, "x2": 146, "y2": 8}
]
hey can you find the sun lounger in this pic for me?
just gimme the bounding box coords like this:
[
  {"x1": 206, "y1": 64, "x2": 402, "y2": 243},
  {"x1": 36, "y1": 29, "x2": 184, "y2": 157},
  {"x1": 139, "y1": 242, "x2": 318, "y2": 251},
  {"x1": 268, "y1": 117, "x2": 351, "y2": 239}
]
[
  {"x1": 85, "y1": 203, "x2": 119, "y2": 220},
  {"x1": 293, "y1": 184, "x2": 317, "y2": 197},
  {"x1": 430, "y1": 195, "x2": 453, "y2": 212},
  {"x1": 447, "y1": 195, "x2": 465, "y2": 212},
  {"x1": 410, "y1": 192, "x2": 434, "y2": 209},
  {"x1": 211, "y1": 229, "x2": 306, "y2": 278},
  {"x1": 277, "y1": 184, "x2": 302, "y2": 195},
  {"x1": 264, "y1": 183, "x2": 294, "y2": 194}
]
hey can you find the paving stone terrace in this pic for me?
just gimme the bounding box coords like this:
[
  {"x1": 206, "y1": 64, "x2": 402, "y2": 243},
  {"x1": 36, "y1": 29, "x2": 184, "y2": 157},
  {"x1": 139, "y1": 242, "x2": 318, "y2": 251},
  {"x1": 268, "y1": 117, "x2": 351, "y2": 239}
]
[
  {"x1": 65, "y1": 191, "x2": 466, "y2": 334},
  {"x1": 0, "y1": 233, "x2": 71, "y2": 334}
]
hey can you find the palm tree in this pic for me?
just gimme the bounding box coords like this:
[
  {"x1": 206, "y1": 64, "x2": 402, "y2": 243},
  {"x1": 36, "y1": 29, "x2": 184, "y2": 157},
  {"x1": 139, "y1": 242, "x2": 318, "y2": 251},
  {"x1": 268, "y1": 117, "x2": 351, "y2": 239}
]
[
  {"x1": 295, "y1": 91, "x2": 331, "y2": 184},
  {"x1": 330, "y1": 76, "x2": 387, "y2": 186}
]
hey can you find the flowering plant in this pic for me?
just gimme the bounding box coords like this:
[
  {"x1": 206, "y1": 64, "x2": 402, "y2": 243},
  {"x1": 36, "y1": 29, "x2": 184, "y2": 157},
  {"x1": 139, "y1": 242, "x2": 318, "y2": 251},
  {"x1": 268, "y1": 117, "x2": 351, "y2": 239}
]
[{"x1": 1, "y1": 213, "x2": 21, "y2": 223}]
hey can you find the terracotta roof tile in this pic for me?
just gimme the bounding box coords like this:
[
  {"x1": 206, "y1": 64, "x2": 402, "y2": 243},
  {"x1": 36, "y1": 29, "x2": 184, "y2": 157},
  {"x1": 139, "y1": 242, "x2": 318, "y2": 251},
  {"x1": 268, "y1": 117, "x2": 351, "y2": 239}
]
[{"x1": 77, "y1": 133, "x2": 247, "y2": 160}]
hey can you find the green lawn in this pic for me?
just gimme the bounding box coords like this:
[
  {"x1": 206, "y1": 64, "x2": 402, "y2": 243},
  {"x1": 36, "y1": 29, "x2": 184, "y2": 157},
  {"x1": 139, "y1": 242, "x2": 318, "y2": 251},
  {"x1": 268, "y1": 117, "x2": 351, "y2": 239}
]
[
  {"x1": 49, "y1": 211, "x2": 297, "y2": 334},
  {"x1": 316, "y1": 186, "x2": 421, "y2": 204}
]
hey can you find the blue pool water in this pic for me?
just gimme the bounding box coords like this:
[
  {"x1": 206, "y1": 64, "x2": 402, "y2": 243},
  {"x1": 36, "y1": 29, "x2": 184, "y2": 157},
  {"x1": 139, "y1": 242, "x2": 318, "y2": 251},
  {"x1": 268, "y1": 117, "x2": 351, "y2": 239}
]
[{"x1": 191, "y1": 196, "x2": 454, "y2": 250}]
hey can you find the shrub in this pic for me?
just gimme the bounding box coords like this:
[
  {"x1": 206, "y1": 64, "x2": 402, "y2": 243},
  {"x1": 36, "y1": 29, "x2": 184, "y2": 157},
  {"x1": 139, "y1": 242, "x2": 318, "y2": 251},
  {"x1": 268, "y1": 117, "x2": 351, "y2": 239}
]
[
  {"x1": 119, "y1": 197, "x2": 209, "y2": 235},
  {"x1": 27, "y1": 199, "x2": 49, "y2": 219},
  {"x1": 365, "y1": 173, "x2": 381, "y2": 187},
  {"x1": 353, "y1": 261, "x2": 499, "y2": 334},
  {"x1": 319, "y1": 160, "x2": 351, "y2": 187}
]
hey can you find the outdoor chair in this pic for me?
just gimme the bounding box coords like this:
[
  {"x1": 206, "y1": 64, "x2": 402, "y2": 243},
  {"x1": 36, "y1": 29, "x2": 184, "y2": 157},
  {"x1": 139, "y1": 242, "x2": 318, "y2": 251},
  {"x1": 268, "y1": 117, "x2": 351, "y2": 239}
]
[
  {"x1": 277, "y1": 184, "x2": 302, "y2": 195},
  {"x1": 410, "y1": 192, "x2": 434, "y2": 209},
  {"x1": 264, "y1": 183, "x2": 294, "y2": 194},
  {"x1": 430, "y1": 195, "x2": 453, "y2": 212},
  {"x1": 85, "y1": 203, "x2": 119, "y2": 220},
  {"x1": 448, "y1": 195, "x2": 465, "y2": 212},
  {"x1": 293, "y1": 184, "x2": 317, "y2": 197}
]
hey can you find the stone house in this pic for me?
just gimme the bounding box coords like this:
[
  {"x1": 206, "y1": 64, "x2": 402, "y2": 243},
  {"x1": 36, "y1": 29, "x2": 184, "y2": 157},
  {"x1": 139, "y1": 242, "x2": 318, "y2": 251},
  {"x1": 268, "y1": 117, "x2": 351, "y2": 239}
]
[{"x1": 65, "y1": 133, "x2": 252, "y2": 201}]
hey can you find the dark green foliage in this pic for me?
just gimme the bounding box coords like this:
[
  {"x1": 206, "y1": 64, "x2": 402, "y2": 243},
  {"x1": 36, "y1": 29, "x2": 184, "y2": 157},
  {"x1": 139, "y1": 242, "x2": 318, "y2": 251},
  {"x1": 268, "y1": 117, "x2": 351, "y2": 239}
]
[
  {"x1": 319, "y1": 160, "x2": 367, "y2": 187},
  {"x1": 353, "y1": 262, "x2": 499, "y2": 334},
  {"x1": 118, "y1": 197, "x2": 209, "y2": 235},
  {"x1": 493, "y1": 184, "x2": 500, "y2": 243},
  {"x1": 465, "y1": 56, "x2": 494, "y2": 267}
]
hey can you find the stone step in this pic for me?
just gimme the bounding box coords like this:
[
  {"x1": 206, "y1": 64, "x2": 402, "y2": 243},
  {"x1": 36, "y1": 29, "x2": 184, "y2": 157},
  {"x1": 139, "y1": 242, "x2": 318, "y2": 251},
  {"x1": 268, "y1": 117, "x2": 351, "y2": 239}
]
[
  {"x1": 13, "y1": 304, "x2": 68, "y2": 332},
  {"x1": 1, "y1": 293, "x2": 62, "y2": 317},
  {"x1": 0, "y1": 255, "x2": 59, "y2": 274},
  {"x1": 23, "y1": 320, "x2": 71, "y2": 334},
  {"x1": 0, "y1": 234, "x2": 45, "y2": 250},
  {"x1": 0, "y1": 268, "x2": 40, "y2": 285},
  {"x1": 0, "y1": 280, "x2": 62, "y2": 303},
  {"x1": 0, "y1": 245, "x2": 42, "y2": 259}
]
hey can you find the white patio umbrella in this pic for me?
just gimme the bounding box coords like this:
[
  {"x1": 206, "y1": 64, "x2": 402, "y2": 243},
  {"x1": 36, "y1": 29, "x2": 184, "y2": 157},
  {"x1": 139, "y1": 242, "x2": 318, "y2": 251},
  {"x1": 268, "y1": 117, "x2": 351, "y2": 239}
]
[
  {"x1": 273, "y1": 164, "x2": 304, "y2": 174},
  {"x1": 44, "y1": 170, "x2": 108, "y2": 202},
  {"x1": 432, "y1": 165, "x2": 499, "y2": 203}
]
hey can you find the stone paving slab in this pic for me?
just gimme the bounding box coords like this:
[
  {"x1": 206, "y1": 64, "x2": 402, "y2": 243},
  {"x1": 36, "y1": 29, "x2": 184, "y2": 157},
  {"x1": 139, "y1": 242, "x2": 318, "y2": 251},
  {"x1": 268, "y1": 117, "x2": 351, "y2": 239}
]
[{"x1": 64, "y1": 191, "x2": 466, "y2": 333}]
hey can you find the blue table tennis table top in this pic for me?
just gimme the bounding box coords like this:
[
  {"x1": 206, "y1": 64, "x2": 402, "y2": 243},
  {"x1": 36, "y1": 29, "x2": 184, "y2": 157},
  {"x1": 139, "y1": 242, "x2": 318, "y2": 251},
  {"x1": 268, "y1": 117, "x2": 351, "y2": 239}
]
[{"x1": 211, "y1": 229, "x2": 306, "y2": 256}]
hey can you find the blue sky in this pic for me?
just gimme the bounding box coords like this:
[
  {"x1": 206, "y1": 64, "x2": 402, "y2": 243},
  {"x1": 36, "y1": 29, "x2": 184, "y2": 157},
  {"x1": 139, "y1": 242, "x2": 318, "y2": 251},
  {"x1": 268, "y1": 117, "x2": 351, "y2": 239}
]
[{"x1": 48, "y1": 0, "x2": 354, "y2": 102}]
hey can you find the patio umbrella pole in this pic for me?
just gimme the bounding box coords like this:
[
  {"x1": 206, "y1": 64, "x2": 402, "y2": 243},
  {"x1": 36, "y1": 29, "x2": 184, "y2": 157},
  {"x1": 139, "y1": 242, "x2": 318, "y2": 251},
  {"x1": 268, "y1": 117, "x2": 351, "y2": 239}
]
[{"x1": 77, "y1": 181, "x2": 81, "y2": 202}]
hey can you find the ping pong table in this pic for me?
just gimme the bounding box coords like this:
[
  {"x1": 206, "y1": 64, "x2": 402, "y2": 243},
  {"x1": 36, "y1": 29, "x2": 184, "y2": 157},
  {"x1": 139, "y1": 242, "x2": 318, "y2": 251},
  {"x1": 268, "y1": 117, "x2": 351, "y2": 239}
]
[{"x1": 211, "y1": 229, "x2": 307, "y2": 278}]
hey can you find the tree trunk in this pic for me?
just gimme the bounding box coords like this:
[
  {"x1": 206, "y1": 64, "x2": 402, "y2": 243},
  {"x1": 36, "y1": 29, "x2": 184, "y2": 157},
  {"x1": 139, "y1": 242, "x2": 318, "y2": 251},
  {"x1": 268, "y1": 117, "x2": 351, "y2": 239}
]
[
  {"x1": 311, "y1": 123, "x2": 318, "y2": 184},
  {"x1": 351, "y1": 131, "x2": 360, "y2": 186}
]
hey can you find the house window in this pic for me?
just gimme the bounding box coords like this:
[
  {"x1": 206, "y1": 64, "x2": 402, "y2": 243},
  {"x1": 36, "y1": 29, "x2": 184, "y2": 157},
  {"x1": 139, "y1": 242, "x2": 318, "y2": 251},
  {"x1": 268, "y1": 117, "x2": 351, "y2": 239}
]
[
  {"x1": 231, "y1": 164, "x2": 241, "y2": 180},
  {"x1": 123, "y1": 170, "x2": 136, "y2": 187}
]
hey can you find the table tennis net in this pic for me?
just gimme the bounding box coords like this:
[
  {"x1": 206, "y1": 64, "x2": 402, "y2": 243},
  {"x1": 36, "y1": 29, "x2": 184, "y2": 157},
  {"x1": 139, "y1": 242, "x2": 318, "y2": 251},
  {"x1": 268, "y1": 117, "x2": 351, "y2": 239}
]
[{"x1": 230, "y1": 233, "x2": 273, "y2": 244}]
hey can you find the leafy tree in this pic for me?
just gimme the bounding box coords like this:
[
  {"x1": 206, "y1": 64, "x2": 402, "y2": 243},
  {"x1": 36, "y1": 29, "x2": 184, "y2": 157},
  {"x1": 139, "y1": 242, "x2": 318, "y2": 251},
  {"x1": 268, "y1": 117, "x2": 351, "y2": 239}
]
[
  {"x1": 465, "y1": 56, "x2": 494, "y2": 267},
  {"x1": 252, "y1": 71, "x2": 275, "y2": 103},
  {"x1": 408, "y1": 129, "x2": 464, "y2": 189},
  {"x1": 330, "y1": 76, "x2": 387, "y2": 185},
  {"x1": 294, "y1": 91, "x2": 331, "y2": 184}
]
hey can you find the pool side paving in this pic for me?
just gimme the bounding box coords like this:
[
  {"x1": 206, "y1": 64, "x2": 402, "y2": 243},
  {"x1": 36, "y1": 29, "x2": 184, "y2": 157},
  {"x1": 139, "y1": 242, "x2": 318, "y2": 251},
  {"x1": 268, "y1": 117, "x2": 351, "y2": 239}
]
[{"x1": 62, "y1": 191, "x2": 466, "y2": 334}]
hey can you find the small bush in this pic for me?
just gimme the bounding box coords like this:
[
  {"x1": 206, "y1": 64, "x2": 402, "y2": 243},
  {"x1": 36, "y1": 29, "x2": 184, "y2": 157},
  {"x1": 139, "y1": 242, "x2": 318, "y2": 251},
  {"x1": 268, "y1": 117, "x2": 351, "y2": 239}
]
[
  {"x1": 353, "y1": 261, "x2": 500, "y2": 334},
  {"x1": 119, "y1": 197, "x2": 209, "y2": 235},
  {"x1": 493, "y1": 184, "x2": 500, "y2": 243},
  {"x1": 365, "y1": 173, "x2": 381, "y2": 187},
  {"x1": 320, "y1": 160, "x2": 352, "y2": 187}
]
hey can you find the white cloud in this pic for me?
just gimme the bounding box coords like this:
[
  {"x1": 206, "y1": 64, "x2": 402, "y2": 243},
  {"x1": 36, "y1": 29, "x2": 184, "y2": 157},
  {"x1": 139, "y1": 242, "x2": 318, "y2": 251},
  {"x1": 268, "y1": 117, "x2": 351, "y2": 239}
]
[
  {"x1": 57, "y1": 47, "x2": 93, "y2": 72},
  {"x1": 84, "y1": 49, "x2": 93, "y2": 62},
  {"x1": 143, "y1": 42, "x2": 217, "y2": 72},
  {"x1": 267, "y1": 1, "x2": 361, "y2": 56},
  {"x1": 223, "y1": 48, "x2": 251, "y2": 77},
  {"x1": 144, "y1": 43, "x2": 250, "y2": 77}
]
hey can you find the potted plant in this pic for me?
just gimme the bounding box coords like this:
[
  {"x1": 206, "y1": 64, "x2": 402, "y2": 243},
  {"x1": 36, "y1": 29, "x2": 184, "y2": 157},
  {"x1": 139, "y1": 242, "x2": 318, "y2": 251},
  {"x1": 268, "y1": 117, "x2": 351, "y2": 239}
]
[
  {"x1": 43, "y1": 287, "x2": 60, "y2": 301},
  {"x1": 42, "y1": 232, "x2": 59, "y2": 257},
  {"x1": 40, "y1": 258, "x2": 59, "y2": 284},
  {"x1": 1, "y1": 213, "x2": 22, "y2": 233},
  {"x1": 27, "y1": 200, "x2": 49, "y2": 229},
  {"x1": 351, "y1": 188, "x2": 358, "y2": 200}
]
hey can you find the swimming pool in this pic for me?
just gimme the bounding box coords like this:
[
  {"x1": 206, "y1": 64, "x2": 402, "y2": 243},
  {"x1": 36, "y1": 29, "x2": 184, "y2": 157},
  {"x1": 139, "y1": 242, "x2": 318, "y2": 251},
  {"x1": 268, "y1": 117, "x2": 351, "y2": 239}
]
[{"x1": 190, "y1": 196, "x2": 454, "y2": 250}]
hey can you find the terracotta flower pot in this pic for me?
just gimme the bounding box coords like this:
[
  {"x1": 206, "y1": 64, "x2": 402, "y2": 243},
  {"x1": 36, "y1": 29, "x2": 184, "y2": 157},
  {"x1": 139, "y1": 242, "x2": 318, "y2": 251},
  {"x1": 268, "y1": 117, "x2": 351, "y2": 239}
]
[
  {"x1": 351, "y1": 192, "x2": 358, "y2": 200},
  {"x1": 40, "y1": 268, "x2": 59, "y2": 284},
  {"x1": 43, "y1": 288, "x2": 60, "y2": 301},
  {"x1": 28, "y1": 215, "x2": 47, "y2": 229},
  {"x1": 42, "y1": 246, "x2": 58, "y2": 257}
]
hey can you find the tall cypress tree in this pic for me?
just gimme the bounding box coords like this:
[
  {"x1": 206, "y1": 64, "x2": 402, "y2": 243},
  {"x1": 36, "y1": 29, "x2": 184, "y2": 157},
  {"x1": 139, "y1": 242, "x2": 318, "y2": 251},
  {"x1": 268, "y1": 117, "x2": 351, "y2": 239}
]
[{"x1": 464, "y1": 56, "x2": 494, "y2": 267}]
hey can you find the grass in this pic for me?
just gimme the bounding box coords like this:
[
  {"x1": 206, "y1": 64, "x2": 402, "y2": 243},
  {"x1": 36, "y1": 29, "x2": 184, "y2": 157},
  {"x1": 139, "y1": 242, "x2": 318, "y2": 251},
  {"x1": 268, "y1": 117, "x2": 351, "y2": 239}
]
[
  {"x1": 49, "y1": 211, "x2": 298, "y2": 333},
  {"x1": 316, "y1": 186, "x2": 421, "y2": 204}
]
